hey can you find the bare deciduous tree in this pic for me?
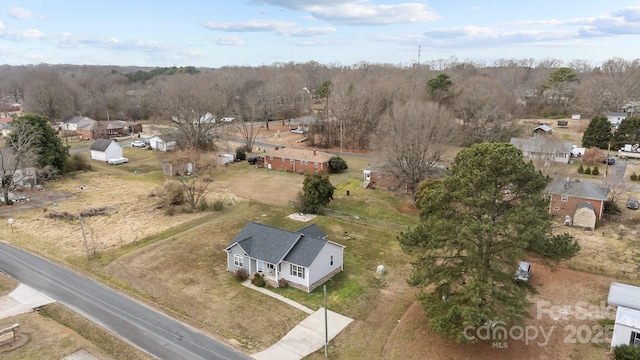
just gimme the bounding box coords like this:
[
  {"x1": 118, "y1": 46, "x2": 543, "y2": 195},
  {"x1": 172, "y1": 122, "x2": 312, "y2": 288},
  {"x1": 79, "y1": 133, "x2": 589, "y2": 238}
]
[
  {"x1": 375, "y1": 99, "x2": 458, "y2": 199},
  {"x1": 0, "y1": 121, "x2": 38, "y2": 204},
  {"x1": 24, "y1": 70, "x2": 75, "y2": 121}
]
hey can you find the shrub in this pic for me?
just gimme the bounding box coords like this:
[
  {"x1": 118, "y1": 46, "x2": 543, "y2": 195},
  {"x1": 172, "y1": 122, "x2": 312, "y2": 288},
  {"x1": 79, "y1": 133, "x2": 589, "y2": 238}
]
[
  {"x1": 251, "y1": 273, "x2": 266, "y2": 287},
  {"x1": 577, "y1": 164, "x2": 584, "y2": 174},
  {"x1": 212, "y1": 200, "x2": 225, "y2": 211},
  {"x1": 613, "y1": 344, "x2": 640, "y2": 360},
  {"x1": 235, "y1": 146, "x2": 248, "y2": 161},
  {"x1": 277, "y1": 278, "x2": 289, "y2": 289},
  {"x1": 604, "y1": 200, "x2": 621, "y2": 215},
  {"x1": 63, "y1": 154, "x2": 92, "y2": 173},
  {"x1": 584, "y1": 167, "x2": 591, "y2": 175},
  {"x1": 197, "y1": 198, "x2": 209, "y2": 212},
  {"x1": 329, "y1": 156, "x2": 348, "y2": 173},
  {"x1": 632, "y1": 172, "x2": 638, "y2": 181},
  {"x1": 592, "y1": 166, "x2": 599, "y2": 176},
  {"x1": 164, "y1": 206, "x2": 176, "y2": 216},
  {"x1": 234, "y1": 268, "x2": 249, "y2": 282}
]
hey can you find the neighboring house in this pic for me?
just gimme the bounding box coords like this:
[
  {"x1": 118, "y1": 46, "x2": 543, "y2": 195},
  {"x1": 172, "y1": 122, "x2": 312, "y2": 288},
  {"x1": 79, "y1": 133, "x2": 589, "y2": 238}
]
[
  {"x1": 532, "y1": 124, "x2": 553, "y2": 136},
  {"x1": 363, "y1": 165, "x2": 405, "y2": 192},
  {"x1": 607, "y1": 282, "x2": 640, "y2": 348},
  {"x1": 547, "y1": 178, "x2": 608, "y2": 229},
  {"x1": 90, "y1": 138, "x2": 123, "y2": 161},
  {"x1": 149, "y1": 135, "x2": 177, "y2": 152},
  {"x1": 263, "y1": 147, "x2": 331, "y2": 174},
  {"x1": 224, "y1": 222, "x2": 345, "y2": 293},
  {"x1": 510, "y1": 137, "x2": 573, "y2": 164},
  {"x1": 78, "y1": 120, "x2": 129, "y2": 140},
  {"x1": 608, "y1": 112, "x2": 628, "y2": 128},
  {"x1": 61, "y1": 116, "x2": 95, "y2": 132}
]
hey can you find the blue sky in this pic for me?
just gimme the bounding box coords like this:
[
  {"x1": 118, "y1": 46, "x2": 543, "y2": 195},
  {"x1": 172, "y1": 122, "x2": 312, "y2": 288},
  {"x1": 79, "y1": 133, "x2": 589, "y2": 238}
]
[{"x1": 1, "y1": 1, "x2": 640, "y2": 68}]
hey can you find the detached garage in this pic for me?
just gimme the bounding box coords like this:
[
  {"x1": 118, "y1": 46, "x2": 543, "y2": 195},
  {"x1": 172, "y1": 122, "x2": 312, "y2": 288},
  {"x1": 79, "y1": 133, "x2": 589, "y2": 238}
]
[
  {"x1": 573, "y1": 202, "x2": 597, "y2": 230},
  {"x1": 90, "y1": 138, "x2": 123, "y2": 162}
]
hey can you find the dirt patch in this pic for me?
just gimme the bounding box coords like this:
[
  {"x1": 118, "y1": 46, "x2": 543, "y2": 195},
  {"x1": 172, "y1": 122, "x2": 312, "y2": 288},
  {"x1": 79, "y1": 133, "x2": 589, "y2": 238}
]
[{"x1": 372, "y1": 264, "x2": 614, "y2": 360}]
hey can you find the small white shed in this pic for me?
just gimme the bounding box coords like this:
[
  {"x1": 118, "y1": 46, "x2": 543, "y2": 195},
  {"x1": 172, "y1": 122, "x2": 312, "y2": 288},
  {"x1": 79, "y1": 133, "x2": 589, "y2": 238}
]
[
  {"x1": 607, "y1": 282, "x2": 640, "y2": 347},
  {"x1": 90, "y1": 138, "x2": 122, "y2": 161},
  {"x1": 149, "y1": 135, "x2": 176, "y2": 152}
]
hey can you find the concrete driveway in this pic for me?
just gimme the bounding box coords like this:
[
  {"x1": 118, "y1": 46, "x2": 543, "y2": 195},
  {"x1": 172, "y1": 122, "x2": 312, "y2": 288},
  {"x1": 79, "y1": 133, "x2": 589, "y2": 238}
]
[
  {"x1": 252, "y1": 308, "x2": 353, "y2": 360},
  {"x1": 0, "y1": 283, "x2": 54, "y2": 319}
]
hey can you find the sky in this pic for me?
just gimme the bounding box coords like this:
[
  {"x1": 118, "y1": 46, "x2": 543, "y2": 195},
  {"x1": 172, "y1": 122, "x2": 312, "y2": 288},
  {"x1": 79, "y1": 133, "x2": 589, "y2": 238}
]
[{"x1": 1, "y1": 1, "x2": 640, "y2": 68}]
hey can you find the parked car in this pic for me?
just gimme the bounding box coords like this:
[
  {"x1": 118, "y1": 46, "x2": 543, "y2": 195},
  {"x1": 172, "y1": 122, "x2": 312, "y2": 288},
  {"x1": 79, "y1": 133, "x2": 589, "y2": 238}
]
[
  {"x1": 628, "y1": 198, "x2": 639, "y2": 210},
  {"x1": 291, "y1": 128, "x2": 306, "y2": 134},
  {"x1": 514, "y1": 261, "x2": 531, "y2": 282},
  {"x1": 131, "y1": 140, "x2": 146, "y2": 148},
  {"x1": 603, "y1": 156, "x2": 616, "y2": 165},
  {"x1": 107, "y1": 157, "x2": 129, "y2": 165}
]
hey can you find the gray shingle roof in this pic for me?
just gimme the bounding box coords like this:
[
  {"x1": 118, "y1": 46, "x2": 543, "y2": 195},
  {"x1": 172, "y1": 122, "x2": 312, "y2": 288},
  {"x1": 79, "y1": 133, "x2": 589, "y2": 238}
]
[
  {"x1": 225, "y1": 222, "x2": 331, "y2": 266},
  {"x1": 509, "y1": 137, "x2": 573, "y2": 154},
  {"x1": 90, "y1": 138, "x2": 115, "y2": 152},
  {"x1": 547, "y1": 179, "x2": 608, "y2": 201},
  {"x1": 284, "y1": 236, "x2": 327, "y2": 267},
  {"x1": 296, "y1": 223, "x2": 327, "y2": 239}
]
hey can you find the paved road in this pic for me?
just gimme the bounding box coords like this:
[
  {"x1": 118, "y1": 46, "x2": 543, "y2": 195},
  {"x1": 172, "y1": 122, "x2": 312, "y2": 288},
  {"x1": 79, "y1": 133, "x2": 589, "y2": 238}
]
[{"x1": 0, "y1": 241, "x2": 251, "y2": 360}]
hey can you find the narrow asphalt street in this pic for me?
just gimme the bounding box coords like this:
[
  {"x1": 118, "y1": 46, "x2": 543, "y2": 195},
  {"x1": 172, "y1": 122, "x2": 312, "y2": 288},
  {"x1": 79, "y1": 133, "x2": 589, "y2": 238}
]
[{"x1": 0, "y1": 241, "x2": 251, "y2": 360}]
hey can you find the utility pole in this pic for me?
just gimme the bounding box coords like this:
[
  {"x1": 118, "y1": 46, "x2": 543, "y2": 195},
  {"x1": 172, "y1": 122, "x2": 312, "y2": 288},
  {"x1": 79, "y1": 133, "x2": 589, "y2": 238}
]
[
  {"x1": 324, "y1": 284, "x2": 328, "y2": 359},
  {"x1": 417, "y1": 46, "x2": 421, "y2": 66},
  {"x1": 79, "y1": 210, "x2": 90, "y2": 261}
]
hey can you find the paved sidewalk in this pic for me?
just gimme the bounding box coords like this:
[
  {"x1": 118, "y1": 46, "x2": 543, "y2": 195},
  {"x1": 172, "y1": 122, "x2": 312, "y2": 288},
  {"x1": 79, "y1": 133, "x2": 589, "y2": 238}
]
[
  {"x1": 0, "y1": 283, "x2": 55, "y2": 319},
  {"x1": 242, "y1": 280, "x2": 314, "y2": 314},
  {"x1": 242, "y1": 280, "x2": 353, "y2": 360}
]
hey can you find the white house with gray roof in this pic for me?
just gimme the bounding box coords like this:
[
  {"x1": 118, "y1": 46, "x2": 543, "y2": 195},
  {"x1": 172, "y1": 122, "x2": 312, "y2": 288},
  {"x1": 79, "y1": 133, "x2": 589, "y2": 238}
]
[
  {"x1": 224, "y1": 222, "x2": 344, "y2": 293},
  {"x1": 510, "y1": 137, "x2": 573, "y2": 164},
  {"x1": 608, "y1": 282, "x2": 640, "y2": 347}
]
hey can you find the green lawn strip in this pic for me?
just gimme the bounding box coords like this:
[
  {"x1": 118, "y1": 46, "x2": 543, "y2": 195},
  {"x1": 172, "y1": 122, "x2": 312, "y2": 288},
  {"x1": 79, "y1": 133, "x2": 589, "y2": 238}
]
[{"x1": 269, "y1": 218, "x2": 410, "y2": 319}]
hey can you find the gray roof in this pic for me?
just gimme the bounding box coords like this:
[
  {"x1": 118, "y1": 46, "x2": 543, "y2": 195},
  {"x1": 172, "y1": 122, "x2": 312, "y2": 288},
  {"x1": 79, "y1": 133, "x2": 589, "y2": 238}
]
[
  {"x1": 608, "y1": 282, "x2": 640, "y2": 310},
  {"x1": 547, "y1": 179, "x2": 608, "y2": 201},
  {"x1": 533, "y1": 124, "x2": 552, "y2": 132},
  {"x1": 296, "y1": 223, "x2": 327, "y2": 239},
  {"x1": 509, "y1": 137, "x2": 573, "y2": 154},
  {"x1": 90, "y1": 138, "x2": 116, "y2": 152},
  {"x1": 62, "y1": 116, "x2": 95, "y2": 124},
  {"x1": 225, "y1": 222, "x2": 334, "y2": 267},
  {"x1": 284, "y1": 236, "x2": 328, "y2": 267}
]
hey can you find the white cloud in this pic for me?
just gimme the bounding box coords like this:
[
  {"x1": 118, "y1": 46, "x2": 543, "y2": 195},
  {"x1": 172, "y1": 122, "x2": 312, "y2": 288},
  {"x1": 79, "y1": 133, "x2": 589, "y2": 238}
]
[
  {"x1": 1, "y1": 29, "x2": 45, "y2": 40},
  {"x1": 210, "y1": 35, "x2": 245, "y2": 46},
  {"x1": 204, "y1": 19, "x2": 335, "y2": 37},
  {"x1": 8, "y1": 7, "x2": 36, "y2": 20},
  {"x1": 256, "y1": 0, "x2": 440, "y2": 25},
  {"x1": 0, "y1": 21, "x2": 4, "y2": 30}
]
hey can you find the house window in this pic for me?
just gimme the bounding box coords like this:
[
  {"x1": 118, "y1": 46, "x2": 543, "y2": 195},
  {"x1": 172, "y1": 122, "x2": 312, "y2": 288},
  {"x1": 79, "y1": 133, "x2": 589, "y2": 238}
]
[
  {"x1": 234, "y1": 254, "x2": 243, "y2": 267},
  {"x1": 304, "y1": 160, "x2": 308, "y2": 165},
  {"x1": 282, "y1": 157, "x2": 286, "y2": 162},
  {"x1": 561, "y1": 195, "x2": 569, "y2": 202},
  {"x1": 290, "y1": 158, "x2": 294, "y2": 164},
  {"x1": 553, "y1": 207, "x2": 560, "y2": 211},
  {"x1": 266, "y1": 263, "x2": 275, "y2": 274},
  {"x1": 290, "y1": 264, "x2": 305, "y2": 279},
  {"x1": 330, "y1": 255, "x2": 334, "y2": 266},
  {"x1": 314, "y1": 162, "x2": 318, "y2": 168},
  {"x1": 631, "y1": 331, "x2": 640, "y2": 346},
  {"x1": 269, "y1": 156, "x2": 273, "y2": 160}
]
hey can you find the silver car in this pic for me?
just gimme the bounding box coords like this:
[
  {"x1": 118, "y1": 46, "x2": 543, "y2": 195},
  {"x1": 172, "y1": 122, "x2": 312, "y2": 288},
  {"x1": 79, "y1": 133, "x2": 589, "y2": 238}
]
[{"x1": 515, "y1": 261, "x2": 531, "y2": 282}]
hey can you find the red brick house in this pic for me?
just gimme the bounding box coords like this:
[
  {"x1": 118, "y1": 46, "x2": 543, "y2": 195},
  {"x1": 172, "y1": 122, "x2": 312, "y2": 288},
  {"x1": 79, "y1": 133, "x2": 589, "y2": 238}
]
[
  {"x1": 547, "y1": 178, "x2": 608, "y2": 229},
  {"x1": 263, "y1": 147, "x2": 331, "y2": 174},
  {"x1": 363, "y1": 165, "x2": 406, "y2": 192}
]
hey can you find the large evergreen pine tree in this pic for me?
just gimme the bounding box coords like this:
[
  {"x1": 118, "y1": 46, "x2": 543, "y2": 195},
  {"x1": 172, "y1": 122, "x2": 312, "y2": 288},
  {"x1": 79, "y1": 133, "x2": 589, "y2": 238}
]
[
  {"x1": 582, "y1": 115, "x2": 612, "y2": 149},
  {"x1": 399, "y1": 142, "x2": 579, "y2": 343}
]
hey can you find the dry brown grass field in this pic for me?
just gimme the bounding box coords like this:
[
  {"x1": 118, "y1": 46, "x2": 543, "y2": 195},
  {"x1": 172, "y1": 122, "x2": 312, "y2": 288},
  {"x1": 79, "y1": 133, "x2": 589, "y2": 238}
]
[{"x1": 0, "y1": 120, "x2": 637, "y2": 360}]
